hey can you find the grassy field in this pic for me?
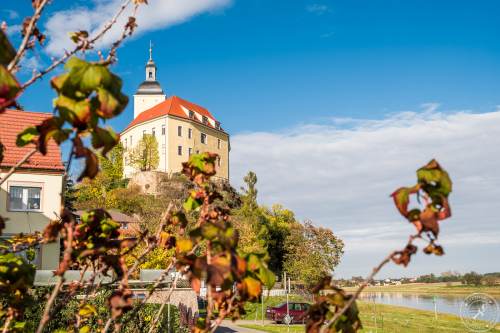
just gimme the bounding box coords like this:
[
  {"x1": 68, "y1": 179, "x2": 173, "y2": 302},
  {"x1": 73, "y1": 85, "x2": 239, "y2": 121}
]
[
  {"x1": 344, "y1": 282, "x2": 500, "y2": 296},
  {"x1": 240, "y1": 301, "x2": 500, "y2": 333}
]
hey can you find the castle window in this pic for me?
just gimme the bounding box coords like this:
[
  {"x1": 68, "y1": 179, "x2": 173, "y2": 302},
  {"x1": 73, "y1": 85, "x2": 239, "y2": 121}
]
[
  {"x1": 218, "y1": 157, "x2": 221, "y2": 167},
  {"x1": 162, "y1": 125, "x2": 165, "y2": 135},
  {"x1": 178, "y1": 126, "x2": 182, "y2": 137},
  {"x1": 189, "y1": 148, "x2": 192, "y2": 156},
  {"x1": 202, "y1": 116, "x2": 208, "y2": 125},
  {"x1": 217, "y1": 139, "x2": 221, "y2": 149},
  {"x1": 201, "y1": 133, "x2": 207, "y2": 144},
  {"x1": 152, "y1": 127, "x2": 156, "y2": 136},
  {"x1": 188, "y1": 128, "x2": 192, "y2": 139},
  {"x1": 178, "y1": 146, "x2": 182, "y2": 156},
  {"x1": 189, "y1": 110, "x2": 195, "y2": 119},
  {"x1": 215, "y1": 122, "x2": 221, "y2": 130}
]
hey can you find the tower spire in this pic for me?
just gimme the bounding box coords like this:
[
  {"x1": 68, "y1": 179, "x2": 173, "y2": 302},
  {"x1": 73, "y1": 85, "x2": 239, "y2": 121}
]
[{"x1": 149, "y1": 40, "x2": 153, "y2": 61}]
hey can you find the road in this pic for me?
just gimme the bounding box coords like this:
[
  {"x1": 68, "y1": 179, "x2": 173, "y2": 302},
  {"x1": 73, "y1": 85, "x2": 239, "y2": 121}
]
[{"x1": 214, "y1": 320, "x2": 268, "y2": 333}]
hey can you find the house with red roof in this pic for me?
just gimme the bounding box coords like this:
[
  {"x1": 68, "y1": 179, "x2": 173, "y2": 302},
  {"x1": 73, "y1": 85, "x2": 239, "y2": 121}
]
[
  {"x1": 0, "y1": 109, "x2": 64, "y2": 270},
  {"x1": 121, "y1": 46, "x2": 230, "y2": 179}
]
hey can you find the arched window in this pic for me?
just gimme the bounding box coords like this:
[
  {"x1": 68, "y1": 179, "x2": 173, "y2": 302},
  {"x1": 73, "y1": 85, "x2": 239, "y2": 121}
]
[{"x1": 149, "y1": 71, "x2": 153, "y2": 79}]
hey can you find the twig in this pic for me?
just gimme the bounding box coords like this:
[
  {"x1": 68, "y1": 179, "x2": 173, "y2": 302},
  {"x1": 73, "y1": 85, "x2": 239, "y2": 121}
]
[
  {"x1": 7, "y1": 0, "x2": 51, "y2": 72},
  {"x1": 1, "y1": 314, "x2": 12, "y2": 333},
  {"x1": 35, "y1": 222, "x2": 75, "y2": 333},
  {"x1": 320, "y1": 233, "x2": 420, "y2": 332},
  {"x1": 209, "y1": 292, "x2": 239, "y2": 333},
  {"x1": 20, "y1": 0, "x2": 133, "y2": 91},
  {"x1": 0, "y1": 148, "x2": 37, "y2": 186},
  {"x1": 144, "y1": 271, "x2": 179, "y2": 333}
]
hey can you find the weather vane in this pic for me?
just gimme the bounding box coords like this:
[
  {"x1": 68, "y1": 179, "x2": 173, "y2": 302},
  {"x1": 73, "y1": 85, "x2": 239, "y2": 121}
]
[{"x1": 149, "y1": 40, "x2": 153, "y2": 60}]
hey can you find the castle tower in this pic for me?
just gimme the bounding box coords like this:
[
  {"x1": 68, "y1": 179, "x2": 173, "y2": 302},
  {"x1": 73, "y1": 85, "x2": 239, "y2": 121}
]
[{"x1": 133, "y1": 41, "x2": 166, "y2": 118}]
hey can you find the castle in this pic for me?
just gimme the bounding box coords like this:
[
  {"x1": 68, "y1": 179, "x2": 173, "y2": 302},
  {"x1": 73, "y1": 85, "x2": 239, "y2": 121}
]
[{"x1": 121, "y1": 44, "x2": 230, "y2": 179}]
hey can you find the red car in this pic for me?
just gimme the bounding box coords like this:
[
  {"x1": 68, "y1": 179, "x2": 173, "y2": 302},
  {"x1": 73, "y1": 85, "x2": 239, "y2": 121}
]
[{"x1": 266, "y1": 302, "x2": 310, "y2": 324}]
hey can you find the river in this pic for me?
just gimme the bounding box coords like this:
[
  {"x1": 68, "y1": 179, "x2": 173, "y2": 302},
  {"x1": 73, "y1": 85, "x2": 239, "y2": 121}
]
[{"x1": 358, "y1": 292, "x2": 500, "y2": 323}]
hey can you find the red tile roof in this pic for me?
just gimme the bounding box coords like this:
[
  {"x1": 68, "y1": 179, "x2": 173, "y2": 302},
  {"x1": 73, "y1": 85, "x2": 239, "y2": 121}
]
[
  {"x1": 123, "y1": 96, "x2": 222, "y2": 132},
  {"x1": 0, "y1": 110, "x2": 65, "y2": 172}
]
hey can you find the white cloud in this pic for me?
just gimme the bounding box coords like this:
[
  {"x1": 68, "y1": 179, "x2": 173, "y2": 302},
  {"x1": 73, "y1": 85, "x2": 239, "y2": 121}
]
[
  {"x1": 230, "y1": 106, "x2": 500, "y2": 278},
  {"x1": 2, "y1": 9, "x2": 19, "y2": 20},
  {"x1": 306, "y1": 4, "x2": 330, "y2": 15},
  {"x1": 44, "y1": 0, "x2": 232, "y2": 56}
]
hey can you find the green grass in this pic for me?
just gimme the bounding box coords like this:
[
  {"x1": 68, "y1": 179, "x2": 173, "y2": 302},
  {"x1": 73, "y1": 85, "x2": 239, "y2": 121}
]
[
  {"x1": 344, "y1": 283, "x2": 500, "y2": 296},
  {"x1": 240, "y1": 301, "x2": 500, "y2": 333}
]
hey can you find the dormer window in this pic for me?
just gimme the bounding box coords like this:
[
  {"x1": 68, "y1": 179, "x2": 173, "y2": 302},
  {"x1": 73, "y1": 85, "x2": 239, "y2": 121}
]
[
  {"x1": 189, "y1": 110, "x2": 195, "y2": 119},
  {"x1": 202, "y1": 116, "x2": 208, "y2": 125},
  {"x1": 215, "y1": 122, "x2": 221, "y2": 130}
]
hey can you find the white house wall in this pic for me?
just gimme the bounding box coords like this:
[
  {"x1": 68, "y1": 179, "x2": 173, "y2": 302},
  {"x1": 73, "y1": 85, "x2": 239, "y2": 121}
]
[
  {"x1": 0, "y1": 170, "x2": 62, "y2": 270},
  {"x1": 121, "y1": 116, "x2": 169, "y2": 178}
]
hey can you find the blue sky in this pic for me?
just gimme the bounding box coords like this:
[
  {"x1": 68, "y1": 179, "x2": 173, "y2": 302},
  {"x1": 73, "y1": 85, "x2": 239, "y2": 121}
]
[{"x1": 2, "y1": 0, "x2": 500, "y2": 278}]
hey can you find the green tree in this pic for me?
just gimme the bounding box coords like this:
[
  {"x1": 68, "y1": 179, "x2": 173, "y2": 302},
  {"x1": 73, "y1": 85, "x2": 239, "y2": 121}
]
[
  {"x1": 462, "y1": 271, "x2": 482, "y2": 286},
  {"x1": 283, "y1": 221, "x2": 344, "y2": 288},
  {"x1": 99, "y1": 142, "x2": 124, "y2": 186},
  {"x1": 63, "y1": 177, "x2": 78, "y2": 212},
  {"x1": 262, "y1": 204, "x2": 296, "y2": 278},
  {"x1": 241, "y1": 171, "x2": 258, "y2": 210},
  {"x1": 128, "y1": 134, "x2": 159, "y2": 171}
]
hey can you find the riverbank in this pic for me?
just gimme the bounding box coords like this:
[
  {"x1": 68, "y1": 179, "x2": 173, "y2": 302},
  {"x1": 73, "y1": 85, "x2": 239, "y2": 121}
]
[
  {"x1": 344, "y1": 282, "x2": 500, "y2": 296},
  {"x1": 239, "y1": 301, "x2": 500, "y2": 332}
]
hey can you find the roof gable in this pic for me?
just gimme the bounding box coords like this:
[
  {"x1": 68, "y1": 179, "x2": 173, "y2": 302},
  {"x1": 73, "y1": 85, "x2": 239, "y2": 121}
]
[
  {"x1": 124, "y1": 96, "x2": 221, "y2": 132},
  {"x1": 0, "y1": 110, "x2": 65, "y2": 172}
]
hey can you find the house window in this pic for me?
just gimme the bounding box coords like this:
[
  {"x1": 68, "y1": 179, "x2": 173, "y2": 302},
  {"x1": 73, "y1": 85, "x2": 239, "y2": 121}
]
[
  {"x1": 217, "y1": 139, "x2": 221, "y2": 149},
  {"x1": 188, "y1": 128, "x2": 192, "y2": 139},
  {"x1": 152, "y1": 127, "x2": 156, "y2": 136},
  {"x1": 215, "y1": 122, "x2": 221, "y2": 130},
  {"x1": 9, "y1": 186, "x2": 42, "y2": 211},
  {"x1": 178, "y1": 146, "x2": 182, "y2": 156},
  {"x1": 162, "y1": 125, "x2": 166, "y2": 135},
  {"x1": 178, "y1": 126, "x2": 182, "y2": 137},
  {"x1": 189, "y1": 110, "x2": 195, "y2": 119},
  {"x1": 188, "y1": 148, "x2": 192, "y2": 156},
  {"x1": 201, "y1": 133, "x2": 207, "y2": 144},
  {"x1": 162, "y1": 144, "x2": 166, "y2": 155},
  {"x1": 202, "y1": 116, "x2": 208, "y2": 125}
]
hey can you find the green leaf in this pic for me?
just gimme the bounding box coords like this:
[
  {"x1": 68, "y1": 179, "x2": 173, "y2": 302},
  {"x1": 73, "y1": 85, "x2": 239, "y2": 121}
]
[
  {"x1": 417, "y1": 159, "x2": 452, "y2": 197},
  {"x1": 0, "y1": 30, "x2": 16, "y2": 66},
  {"x1": 91, "y1": 127, "x2": 119, "y2": 156},
  {"x1": 0, "y1": 65, "x2": 21, "y2": 107},
  {"x1": 79, "y1": 304, "x2": 97, "y2": 318},
  {"x1": 257, "y1": 265, "x2": 276, "y2": 290},
  {"x1": 183, "y1": 195, "x2": 202, "y2": 212},
  {"x1": 16, "y1": 127, "x2": 38, "y2": 147},
  {"x1": 80, "y1": 64, "x2": 111, "y2": 92}
]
